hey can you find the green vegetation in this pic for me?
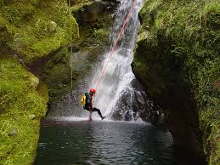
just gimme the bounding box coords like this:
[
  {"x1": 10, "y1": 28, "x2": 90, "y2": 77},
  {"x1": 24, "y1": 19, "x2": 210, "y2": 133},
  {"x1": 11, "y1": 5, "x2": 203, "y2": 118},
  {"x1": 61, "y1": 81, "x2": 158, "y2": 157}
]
[
  {"x1": 40, "y1": 1, "x2": 114, "y2": 109},
  {"x1": 133, "y1": 0, "x2": 220, "y2": 164},
  {"x1": 0, "y1": 0, "x2": 80, "y2": 164},
  {"x1": 0, "y1": 0, "x2": 79, "y2": 63},
  {"x1": 40, "y1": 47, "x2": 75, "y2": 99},
  {"x1": 0, "y1": 56, "x2": 48, "y2": 165},
  {"x1": 71, "y1": 0, "x2": 94, "y2": 12}
]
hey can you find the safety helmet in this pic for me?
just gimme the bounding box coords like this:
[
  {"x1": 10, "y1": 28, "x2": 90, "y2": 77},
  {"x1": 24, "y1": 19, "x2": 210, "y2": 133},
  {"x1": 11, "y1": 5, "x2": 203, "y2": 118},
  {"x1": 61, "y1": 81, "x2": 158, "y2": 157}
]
[{"x1": 90, "y1": 88, "x2": 96, "y2": 93}]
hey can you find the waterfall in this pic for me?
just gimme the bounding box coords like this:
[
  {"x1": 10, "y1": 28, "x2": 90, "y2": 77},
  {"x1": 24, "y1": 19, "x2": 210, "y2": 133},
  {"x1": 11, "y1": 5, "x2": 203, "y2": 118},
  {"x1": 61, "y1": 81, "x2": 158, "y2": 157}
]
[
  {"x1": 83, "y1": 0, "x2": 148, "y2": 120},
  {"x1": 48, "y1": 0, "x2": 153, "y2": 121}
]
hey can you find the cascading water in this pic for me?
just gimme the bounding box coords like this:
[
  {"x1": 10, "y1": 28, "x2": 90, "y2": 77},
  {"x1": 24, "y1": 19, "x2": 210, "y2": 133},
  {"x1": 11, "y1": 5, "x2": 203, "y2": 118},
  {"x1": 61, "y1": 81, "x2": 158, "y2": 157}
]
[
  {"x1": 48, "y1": 0, "x2": 155, "y2": 122},
  {"x1": 86, "y1": 0, "x2": 149, "y2": 120}
]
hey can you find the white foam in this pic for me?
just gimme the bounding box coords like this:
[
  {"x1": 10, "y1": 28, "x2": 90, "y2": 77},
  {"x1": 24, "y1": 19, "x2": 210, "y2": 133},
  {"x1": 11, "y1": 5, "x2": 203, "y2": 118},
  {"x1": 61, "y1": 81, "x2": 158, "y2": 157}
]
[
  {"x1": 48, "y1": 116, "x2": 148, "y2": 125},
  {"x1": 87, "y1": 0, "x2": 145, "y2": 120}
]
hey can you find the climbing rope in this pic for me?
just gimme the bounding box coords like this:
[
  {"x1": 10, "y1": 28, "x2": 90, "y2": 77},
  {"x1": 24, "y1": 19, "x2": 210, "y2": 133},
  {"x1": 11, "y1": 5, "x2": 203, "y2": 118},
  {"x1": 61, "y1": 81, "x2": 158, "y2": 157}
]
[
  {"x1": 70, "y1": 45, "x2": 73, "y2": 89},
  {"x1": 69, "y1": 0, "x2": 73, "y2": 89},
  {"x1": 94, "y1": 0, "x2": 137, "y2": 90}
]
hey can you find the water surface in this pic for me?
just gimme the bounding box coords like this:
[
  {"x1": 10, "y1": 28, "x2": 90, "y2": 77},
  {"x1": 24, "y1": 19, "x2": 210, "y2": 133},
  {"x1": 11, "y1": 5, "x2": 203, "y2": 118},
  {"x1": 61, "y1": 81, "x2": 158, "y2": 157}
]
[{"x1": 35, "y1": 120, "x2": 189, "y2": 165}]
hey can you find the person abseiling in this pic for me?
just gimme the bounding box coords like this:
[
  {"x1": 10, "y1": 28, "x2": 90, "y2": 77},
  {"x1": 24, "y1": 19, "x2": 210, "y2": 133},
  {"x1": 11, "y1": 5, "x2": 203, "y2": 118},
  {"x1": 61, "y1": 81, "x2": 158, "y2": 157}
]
[{"x1": 83, "y1": 88, "x2": 105, "y2": 121}]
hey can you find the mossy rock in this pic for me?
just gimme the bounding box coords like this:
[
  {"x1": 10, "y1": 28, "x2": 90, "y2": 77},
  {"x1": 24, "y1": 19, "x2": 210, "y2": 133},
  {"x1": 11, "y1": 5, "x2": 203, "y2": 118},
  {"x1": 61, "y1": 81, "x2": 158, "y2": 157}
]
[
  {"x1": 133, "y1": 0, "x2": 220, "y2": 164},
  {"x1": 40, "y1": 45, "x2": 108, "y2": 111},
  {"x1": 0, "y1": 0, "x2": 79, "y2": 63},
  {"x1": 0, "y1": 56, "x2": 48, "y2": 165},
  {"x1": 40, "y1": 0, "x2": 117, "y2": 111}
]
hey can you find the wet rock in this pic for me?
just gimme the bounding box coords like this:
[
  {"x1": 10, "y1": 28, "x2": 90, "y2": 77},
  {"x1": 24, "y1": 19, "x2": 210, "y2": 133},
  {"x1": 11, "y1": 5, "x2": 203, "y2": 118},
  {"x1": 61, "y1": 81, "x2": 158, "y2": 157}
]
[
  {"x1": 111, "y1": 79, "x2": 155, "y2": 122},
  {"x1": 73, "y1": 0, "x2": 118, "y2": 24},
  {"x1": 41, "y1": 0, "x2": 118, "y2": 115},
  {"x1": 158, "y1": 112, "x2": 165, "y2": 125}
]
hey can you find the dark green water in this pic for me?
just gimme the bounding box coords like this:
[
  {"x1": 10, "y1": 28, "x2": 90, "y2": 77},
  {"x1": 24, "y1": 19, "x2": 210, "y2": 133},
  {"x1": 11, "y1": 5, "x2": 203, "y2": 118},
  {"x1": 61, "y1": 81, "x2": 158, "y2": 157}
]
[{"x1": 35, "y1": 120, "x2": 195, "y2": 165}]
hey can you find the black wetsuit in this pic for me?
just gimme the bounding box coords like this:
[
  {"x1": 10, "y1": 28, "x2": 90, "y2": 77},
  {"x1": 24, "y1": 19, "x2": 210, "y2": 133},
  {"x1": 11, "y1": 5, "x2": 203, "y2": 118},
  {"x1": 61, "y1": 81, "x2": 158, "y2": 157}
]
[{"x1": 84, "y1": 92, "x2": 104, "y2": 119}]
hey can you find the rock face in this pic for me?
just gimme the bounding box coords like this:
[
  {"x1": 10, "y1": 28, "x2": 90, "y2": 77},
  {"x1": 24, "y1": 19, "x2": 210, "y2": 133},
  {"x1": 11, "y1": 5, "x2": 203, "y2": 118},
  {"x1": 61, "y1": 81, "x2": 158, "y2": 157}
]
[
  {"x1": 132, "y1": 0, "x2": 220, "y2": 164},
  {"x1": 40, "y1": 0, "x2": 119, "y2": 112},
  {"x1": 0, "y1": 0, "x2": 118, "y2": 163},
  {"x1": 0, "y1": 0, "x2": 79, "y2": 164},
  {"x1": 0, "y1": 0, "x2": 79, "y2": 63},
  {"x1": 0, "y1": 56, "x2": 49, "y2": 165}
]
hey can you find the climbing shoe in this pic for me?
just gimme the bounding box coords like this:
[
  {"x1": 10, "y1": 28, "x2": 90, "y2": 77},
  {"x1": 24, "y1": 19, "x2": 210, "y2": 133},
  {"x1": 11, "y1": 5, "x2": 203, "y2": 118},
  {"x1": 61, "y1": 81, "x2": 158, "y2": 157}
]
[{"x1": 101, "y1": 116, "x2": 106, "y2": 120}]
